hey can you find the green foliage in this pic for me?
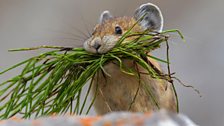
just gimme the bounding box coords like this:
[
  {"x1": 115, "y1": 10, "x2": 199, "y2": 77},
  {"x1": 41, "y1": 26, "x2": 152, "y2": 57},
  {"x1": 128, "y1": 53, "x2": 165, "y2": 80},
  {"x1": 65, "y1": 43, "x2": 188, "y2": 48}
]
[{"x1": 0, "y1": 29, "x2": 184, "y2": 119}]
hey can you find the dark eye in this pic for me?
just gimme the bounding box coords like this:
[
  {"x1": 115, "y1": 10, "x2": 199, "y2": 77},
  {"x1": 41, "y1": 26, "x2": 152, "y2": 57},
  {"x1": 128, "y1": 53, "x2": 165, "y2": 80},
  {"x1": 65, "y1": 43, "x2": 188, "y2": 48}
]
[{"x1": 115, "y1": 26, "x2": 122, "y2": 35}]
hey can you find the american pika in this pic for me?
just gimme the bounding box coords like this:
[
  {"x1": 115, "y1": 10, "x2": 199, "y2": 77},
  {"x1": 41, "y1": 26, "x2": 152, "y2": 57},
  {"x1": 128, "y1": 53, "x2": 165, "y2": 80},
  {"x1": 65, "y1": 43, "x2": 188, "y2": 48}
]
[{"x1": 83, "y1": 3, "x2": 177, "y2": 115}]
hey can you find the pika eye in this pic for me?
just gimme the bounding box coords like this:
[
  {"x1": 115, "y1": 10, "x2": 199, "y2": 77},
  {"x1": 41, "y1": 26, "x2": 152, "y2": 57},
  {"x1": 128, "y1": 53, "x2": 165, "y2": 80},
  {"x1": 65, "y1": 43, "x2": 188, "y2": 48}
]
[{"x1": 115, "y1": 26, "x2": 122, "y2": 35}]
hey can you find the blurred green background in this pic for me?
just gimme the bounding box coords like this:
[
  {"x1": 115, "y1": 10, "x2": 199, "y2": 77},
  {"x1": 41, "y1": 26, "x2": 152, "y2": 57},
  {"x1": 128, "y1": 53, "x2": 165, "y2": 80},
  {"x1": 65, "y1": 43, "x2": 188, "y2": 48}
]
[{"x1": 0, "y1": 0, "x2": 223, "y2": 125}]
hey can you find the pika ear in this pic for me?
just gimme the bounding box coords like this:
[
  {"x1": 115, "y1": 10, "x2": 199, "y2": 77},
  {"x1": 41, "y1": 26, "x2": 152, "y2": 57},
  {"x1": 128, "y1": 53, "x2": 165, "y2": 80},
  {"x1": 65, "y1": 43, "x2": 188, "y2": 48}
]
[
  {"x1": 99, "y1": 10, "x2": 113, "y2": 24},
  {"x1": 134, "y1": 3, "x2": 163, "y2": 32}
]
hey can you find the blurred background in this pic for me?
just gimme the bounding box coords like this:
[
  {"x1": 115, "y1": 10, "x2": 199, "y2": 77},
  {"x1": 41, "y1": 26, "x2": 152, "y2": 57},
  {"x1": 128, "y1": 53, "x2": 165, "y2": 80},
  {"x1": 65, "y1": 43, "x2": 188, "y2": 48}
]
[{"x1": 0, "y1": 0, "x2": 223, "y2": 125}]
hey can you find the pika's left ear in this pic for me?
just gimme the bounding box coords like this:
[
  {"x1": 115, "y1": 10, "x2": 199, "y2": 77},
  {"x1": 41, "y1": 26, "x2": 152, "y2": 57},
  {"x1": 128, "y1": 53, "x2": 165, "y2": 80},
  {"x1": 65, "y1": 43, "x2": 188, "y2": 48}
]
[
  {"x1": 134, "y1": 3, "x2": 163, "y2": 32},
  {"x1": 99, "y1": 10, "x2": 113, "y2": 24}
]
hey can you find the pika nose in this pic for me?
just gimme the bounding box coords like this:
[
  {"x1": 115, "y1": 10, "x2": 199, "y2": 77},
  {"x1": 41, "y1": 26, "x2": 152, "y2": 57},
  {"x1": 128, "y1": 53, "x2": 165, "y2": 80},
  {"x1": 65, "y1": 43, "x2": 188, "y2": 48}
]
[{"x1": 93, "y1": 42, "x2": 101, "y2": 50}]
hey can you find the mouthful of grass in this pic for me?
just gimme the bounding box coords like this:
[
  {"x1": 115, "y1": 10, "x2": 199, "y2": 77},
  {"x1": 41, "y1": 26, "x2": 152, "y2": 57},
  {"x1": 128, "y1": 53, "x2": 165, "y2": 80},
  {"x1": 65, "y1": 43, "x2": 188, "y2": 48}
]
[{"x1": 0, "y1": 29, "x2": 184, "y2": 119}]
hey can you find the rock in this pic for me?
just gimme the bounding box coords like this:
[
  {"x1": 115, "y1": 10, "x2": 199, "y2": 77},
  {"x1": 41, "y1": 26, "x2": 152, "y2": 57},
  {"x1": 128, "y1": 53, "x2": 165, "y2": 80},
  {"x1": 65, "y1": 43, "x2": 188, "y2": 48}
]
[{"x1": 0, "y1": 110, "x2": 197, "y2": 126}]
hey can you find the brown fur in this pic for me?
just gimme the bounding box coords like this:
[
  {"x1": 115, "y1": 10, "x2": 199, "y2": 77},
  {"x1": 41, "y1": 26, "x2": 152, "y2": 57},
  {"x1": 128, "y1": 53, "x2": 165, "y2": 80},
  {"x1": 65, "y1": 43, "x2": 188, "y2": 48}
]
[{"x1": 89, "y1": 17, "x2": 177, "y2": 114}]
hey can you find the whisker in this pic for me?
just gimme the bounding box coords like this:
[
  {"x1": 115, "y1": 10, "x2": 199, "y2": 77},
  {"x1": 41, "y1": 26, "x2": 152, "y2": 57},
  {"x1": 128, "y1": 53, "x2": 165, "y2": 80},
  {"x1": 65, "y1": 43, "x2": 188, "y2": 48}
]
[
  {"x1": 63, "y1": 37, "x2": 85, "y2": 43},
  {"x1": 49, "y1": 29, "x2": 87, "y2": 41},
  {"x1": 57, "y1": 21, "x2": 90, "y2": 40},
  {"x1": 56, "y1": 30, "x2": 86, "y2": 40},
  {"x1": 80, "y1": 14, "x2": 93, "y2": 37},
  {"x1": 69, "y1": 25, "x2": 90, "y2": 39},
  {"x1": 57, "y1": 37, "x2": 84, "y2": 42},
  {"x1": 75, "y1": 44, "x2": 84, "y2": 48}
]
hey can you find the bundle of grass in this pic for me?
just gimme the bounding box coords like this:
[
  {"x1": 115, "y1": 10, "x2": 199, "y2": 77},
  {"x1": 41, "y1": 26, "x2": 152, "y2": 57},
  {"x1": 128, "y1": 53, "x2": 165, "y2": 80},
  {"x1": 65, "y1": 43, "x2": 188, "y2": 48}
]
[{"x1": 0, "y1": 28, "x2": 185, "y2": 119}]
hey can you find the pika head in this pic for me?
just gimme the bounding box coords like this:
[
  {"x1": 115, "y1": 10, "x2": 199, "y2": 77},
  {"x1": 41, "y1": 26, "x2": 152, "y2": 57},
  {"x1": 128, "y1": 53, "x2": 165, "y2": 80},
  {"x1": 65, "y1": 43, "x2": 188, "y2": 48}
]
[{"x1": 83, "y1": 3, "x2": 163, "y2": 54}]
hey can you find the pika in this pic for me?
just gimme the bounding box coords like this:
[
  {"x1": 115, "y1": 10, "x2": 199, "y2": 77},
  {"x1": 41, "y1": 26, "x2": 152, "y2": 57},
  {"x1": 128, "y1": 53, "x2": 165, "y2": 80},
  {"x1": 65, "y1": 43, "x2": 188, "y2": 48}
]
[{"x1": 83, "y1": 3, "x2": 177, "y2": 114}]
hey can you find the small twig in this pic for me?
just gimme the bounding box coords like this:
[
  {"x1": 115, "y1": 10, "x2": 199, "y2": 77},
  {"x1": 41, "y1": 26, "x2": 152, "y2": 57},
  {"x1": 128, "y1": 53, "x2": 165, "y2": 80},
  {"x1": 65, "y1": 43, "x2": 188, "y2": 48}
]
[
  {"x1": 99, "y1": 55, "x2": 111, "y2": 77},
  {"x1": 60, "y1": 47, "x2": 74, "y2": 52},
  {"x1": 8, "y1": 45, "x2": 70, "y2": 52},
  {"x1": 96, "y1": 69, "x2": 112, "y2": 112},
  {"x1": 172, "y1": 77, "x2": 202, "y2": 97},
  {"x1": 99, "y1": 88, "x2": 112, "y2": 112},
  {"x1": 128, "y1": 62, "x2": 141, "y2": 110},
  {"x1": 166, "y1": 39, "x2": 179, "y2": 113}
]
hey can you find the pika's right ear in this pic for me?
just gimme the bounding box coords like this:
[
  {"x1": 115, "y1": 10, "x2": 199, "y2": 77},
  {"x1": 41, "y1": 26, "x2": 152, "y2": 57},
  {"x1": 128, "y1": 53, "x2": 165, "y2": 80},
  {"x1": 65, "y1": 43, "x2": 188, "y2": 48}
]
[
  {"x1": 134, "y1": 3, "x2": 163, "y2": 32},
  {"x1": 99, "y1": 10, "x2": 113, "y2": 24}
]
